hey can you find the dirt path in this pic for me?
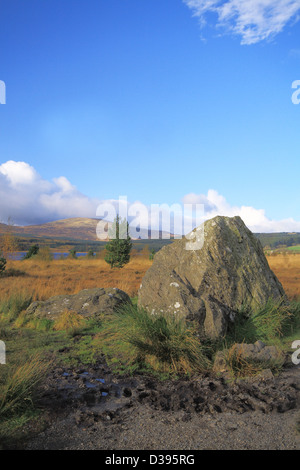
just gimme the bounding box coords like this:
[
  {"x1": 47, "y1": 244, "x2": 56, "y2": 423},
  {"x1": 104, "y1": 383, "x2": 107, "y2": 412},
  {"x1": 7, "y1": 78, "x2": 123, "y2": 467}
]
[
  {"x1": 25, "y1": 407, "x2": 300, "y2": 450},
  {"x1": 24, "y1": 364, "x2": 300, "y2": 450}
]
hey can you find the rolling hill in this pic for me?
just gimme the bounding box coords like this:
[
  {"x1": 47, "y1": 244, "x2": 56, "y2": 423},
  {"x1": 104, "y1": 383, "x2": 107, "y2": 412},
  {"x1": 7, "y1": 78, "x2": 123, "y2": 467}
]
[
  {"x1": 0, "y1": 218, "x2": 174, "y2": 242},
  {"x1": 1, "y1": 218, "x2": 299, "y2": 249},
  {"x1": 0, "y1": 218, "x2": 104, "y2": 241}
]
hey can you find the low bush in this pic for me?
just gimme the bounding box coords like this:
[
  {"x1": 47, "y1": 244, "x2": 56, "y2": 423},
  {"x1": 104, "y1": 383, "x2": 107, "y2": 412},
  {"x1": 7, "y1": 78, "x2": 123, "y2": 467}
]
[{"x1": 34, "y1": 247, "x2": 53, "y2": 262}]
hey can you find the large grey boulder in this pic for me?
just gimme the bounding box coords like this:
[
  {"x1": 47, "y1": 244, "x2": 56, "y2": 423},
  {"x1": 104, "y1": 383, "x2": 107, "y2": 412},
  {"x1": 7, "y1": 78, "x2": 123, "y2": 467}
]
[
  {"x1": 138, "y1": 216, "x2": 285, "y2": 338},
  {"x1": 26, "y1": 287, "x2": 131, "y2": 320}
]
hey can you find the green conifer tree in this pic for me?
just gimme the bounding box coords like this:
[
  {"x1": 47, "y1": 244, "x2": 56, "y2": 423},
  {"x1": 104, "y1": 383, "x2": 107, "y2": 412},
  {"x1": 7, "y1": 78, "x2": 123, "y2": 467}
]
[
  {"x1": 105, "y1": 215, "x2": 132, "y2": 268},
  {"x1": 0, "y1": 252, "x2": 6, "y2": 275},
  {"x1": 23, "y1": 244, "x2": 39, "y2": 260}
]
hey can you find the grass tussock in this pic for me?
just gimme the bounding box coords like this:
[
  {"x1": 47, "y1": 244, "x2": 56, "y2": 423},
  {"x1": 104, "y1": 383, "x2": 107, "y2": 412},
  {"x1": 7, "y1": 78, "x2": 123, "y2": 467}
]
[
  {"x1": 95, "y1": 303, "x2": 211, "y2": 377},
  {"x1": 53, "y1": 309, "x2": 86, "y2": 333},
  {"x1": 0, "y1": 292, "x2": 33, "y2": 323},
  {"x1": 0, "y1": 354, "x2": 49, "y2": 419},
  {"x1": 250, "y1": 299, "x2": 294, "y2": 341},
  {"x1": 0, "y1": 353, "x2": 51, "y2": 445},
  {"x1": 21, "y1": 317, "x2": 54, "y2": 332},
  {"x1": 227, "y1": 298, "x2": 298, "y2": 345}
]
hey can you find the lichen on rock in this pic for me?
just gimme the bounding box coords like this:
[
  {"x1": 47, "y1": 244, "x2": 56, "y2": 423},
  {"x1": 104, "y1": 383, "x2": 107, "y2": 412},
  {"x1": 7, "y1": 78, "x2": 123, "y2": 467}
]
[
  {"x1": 26, "y1": 287, "x2": 132, "y2": 320},
  {"x1": 138, "y1": 216, "x2": 285, "y2": 338}
]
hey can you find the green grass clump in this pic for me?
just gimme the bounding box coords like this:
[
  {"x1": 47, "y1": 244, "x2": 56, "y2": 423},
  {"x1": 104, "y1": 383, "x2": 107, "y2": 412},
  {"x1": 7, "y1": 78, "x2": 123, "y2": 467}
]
[
  {"x1": 24, "y1": 317, "x2": 54, "y2": 332},
  {"x1": 0, "y1": 353, "x2": 50, "y2": 446},
  {"x1": 95, "y1": 303, "x2": 211, "y2": 377},
  {"x1": 227, "y1": 298, "x2": 299, "y2": 345},
  {"x1": 0, "y1": 354, "x2": 49, "y2": 417},
  {"x1": 251, "y1": 299, "x2": 293, "y2": 341},
  {"x1": 53, "y1": 310, "x2": 86, "y2": 334},
  {"x1": 0, "y1": 293, "x2": 33, "y2": 323}
]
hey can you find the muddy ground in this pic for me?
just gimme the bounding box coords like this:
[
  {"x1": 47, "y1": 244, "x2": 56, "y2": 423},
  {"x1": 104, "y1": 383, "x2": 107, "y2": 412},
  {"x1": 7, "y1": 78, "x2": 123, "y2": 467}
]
[{"x1": 14, "y1": 358, "x2": 300, "y2": 450}]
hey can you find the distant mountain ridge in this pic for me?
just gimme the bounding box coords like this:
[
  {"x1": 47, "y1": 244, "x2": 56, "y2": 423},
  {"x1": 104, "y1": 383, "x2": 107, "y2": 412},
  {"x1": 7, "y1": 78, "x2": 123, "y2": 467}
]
[
  {"x1": 0, "y1": 217, "x2": 298, "y2": 247},
  {"x1": 0, "y1": 217, "x2": 174, "y2": 242},
  {"x1": 0, "y1": 218, "x2": 107, "y2": 241}
]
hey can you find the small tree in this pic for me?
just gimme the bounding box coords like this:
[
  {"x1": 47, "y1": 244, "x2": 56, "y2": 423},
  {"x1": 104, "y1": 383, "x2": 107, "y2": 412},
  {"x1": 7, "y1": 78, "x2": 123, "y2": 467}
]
[
  {"x1": 0, "y1": 253, "x2": 6, "y2": 275},
  {"x1": 105, "y1": 215, "x2": 132, "y2": 268},
  {"x1": 36, "y1": 246, "x2": 53, "y2": 262},
  {"x1": 23, "y1": 244, "x2": 39, "y2": 260},
  {"x1": 87, "y1": 249, "x2": 95, "y2": 259},
  {"x1": 69, "y1": 248, "x2": 77, "y2": 259}
]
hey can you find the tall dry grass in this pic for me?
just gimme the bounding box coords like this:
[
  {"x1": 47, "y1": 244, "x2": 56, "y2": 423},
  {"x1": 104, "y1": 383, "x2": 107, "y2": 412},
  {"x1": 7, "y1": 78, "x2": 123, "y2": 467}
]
[
  {"x1": 0, "y1": 353, "x2": 50, "y2": 418},
  {"x1": 0, "y1": 252, "x2": 299, "y2": 304},
  {"x1": 53, "y1": 309, "x2": 86, "y2": 332},
  {"x1": 267, "y1": 253, "x2": 300, "y2": 300},
  {"x1": 0, "y1": 254, "x2": 152, "y2": 301}
]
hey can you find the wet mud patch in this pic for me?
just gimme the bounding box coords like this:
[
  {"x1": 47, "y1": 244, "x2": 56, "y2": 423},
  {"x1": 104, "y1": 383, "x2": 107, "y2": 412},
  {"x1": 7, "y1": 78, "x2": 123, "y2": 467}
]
[
  {"x1": 22, "y1": 363, "x2": 300, "y2": 450},
  {"x1": 37, "y1": 360, "x2": 300, "y2": 426}
]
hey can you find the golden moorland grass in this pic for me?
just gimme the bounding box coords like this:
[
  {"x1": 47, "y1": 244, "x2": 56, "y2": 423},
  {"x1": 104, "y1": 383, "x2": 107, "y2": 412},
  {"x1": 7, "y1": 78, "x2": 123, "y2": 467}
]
[
  {"x1": 267, "y1": 253, "x2": 300, "y2": 300},
  {"x1": 0, "y1": 254, "x2": 153, "y2": 301},
  {"x1": 0, "y1": 252, "x2": 299, "y2": 303}
]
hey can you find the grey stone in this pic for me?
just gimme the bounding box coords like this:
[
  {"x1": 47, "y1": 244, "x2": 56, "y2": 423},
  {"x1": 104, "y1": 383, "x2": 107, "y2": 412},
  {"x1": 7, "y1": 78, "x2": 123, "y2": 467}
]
[
  {"x1": 234, "y1": 341, "x2": 284, "y2": 363},
  {"x1": 212, "y1": 351, "x2": 229, "y2": 374},
  {"x1": 138, "y1": 215, "x2": 285, "y2": 338},
  {"x1": 26, "y1": 287, "x2": 132, "y2": 320},
  {"x1": 213, "y1": 342, "x2": 284, "y2": 376}
]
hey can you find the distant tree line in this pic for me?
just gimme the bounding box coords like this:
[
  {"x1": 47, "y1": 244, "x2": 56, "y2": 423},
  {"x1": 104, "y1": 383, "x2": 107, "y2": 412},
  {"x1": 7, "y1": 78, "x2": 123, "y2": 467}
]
[{"x1": 255, "y1": 233, "x2": 300, "y2": 249}]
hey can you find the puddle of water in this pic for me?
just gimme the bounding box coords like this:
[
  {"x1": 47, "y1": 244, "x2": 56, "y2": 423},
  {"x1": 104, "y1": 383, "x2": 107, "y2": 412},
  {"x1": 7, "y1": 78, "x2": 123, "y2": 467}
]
[
  {"x1": 79, "y1": 372, "x2": 90, "y2": 378},
  {"x1": 85, "y1": 381, "x2": 97, "y2": 389},
  {"x1": 96, "y1": 378, "x2": 105, "y2": 384}
]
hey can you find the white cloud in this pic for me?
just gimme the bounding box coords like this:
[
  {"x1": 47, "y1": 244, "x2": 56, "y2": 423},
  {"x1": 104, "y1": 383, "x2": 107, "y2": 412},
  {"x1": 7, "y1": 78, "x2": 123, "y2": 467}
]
[
  {"x1": 182, "y1": 192, "x2": 217, "y2": 212},
  {"x1": 1, "y1": 161, "x2": 300, "y2": 233},
  {"x1": 0, "y1": 160, "x2": 41, "y2": 187},
  {"x1": 0, "y1": 161, "x2": 99, "y2": 225},
  {"x1": 182, "y1": 189, "x2": 300, "y2": 232},
  {"x1": 184, "y1": 0, "x2": 300, "y2": 44}
]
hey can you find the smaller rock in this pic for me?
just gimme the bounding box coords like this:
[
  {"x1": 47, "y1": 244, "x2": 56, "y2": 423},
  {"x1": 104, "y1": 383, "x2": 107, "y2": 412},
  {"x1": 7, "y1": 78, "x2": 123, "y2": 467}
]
[
  {"x1": 255, "y1": 368, "x2": 274, "y2": 381},
  {"x1": 213, "y1": 342, "x2": 284, "y2": 379},
  {"x1": 213, "y1": 351, "x2": 228, "y2": 374},
  {"x1": 25, "y1": 287, "x2": 132, "y2": 320},
  {"x1": 234, "y1": 341, "x2": 284, "y2": 363}
]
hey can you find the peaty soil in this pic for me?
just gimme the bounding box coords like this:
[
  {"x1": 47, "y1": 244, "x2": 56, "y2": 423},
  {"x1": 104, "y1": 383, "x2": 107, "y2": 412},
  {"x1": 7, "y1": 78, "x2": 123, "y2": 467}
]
[{"x1": 17, "y1": 359, "x2": 300, "y2": 450}]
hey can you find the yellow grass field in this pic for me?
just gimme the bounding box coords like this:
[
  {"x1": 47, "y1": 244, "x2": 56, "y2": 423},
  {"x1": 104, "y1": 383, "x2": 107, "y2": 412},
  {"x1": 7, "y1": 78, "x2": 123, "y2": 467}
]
[
  {"x1": 0, "y1": 252, "x2": 300, "y2": 303},
  {"x1": 267, "y1": 253, "x2": 300, "y2": 300},
  {"x1": 0, "y1": 255, "x2": 153, "y2": 301}
]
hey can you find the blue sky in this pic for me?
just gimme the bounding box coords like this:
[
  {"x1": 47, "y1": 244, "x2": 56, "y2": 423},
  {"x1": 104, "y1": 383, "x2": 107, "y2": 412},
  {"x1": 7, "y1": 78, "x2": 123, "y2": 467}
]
[{"x1": 0, "y1": 0, "x2": 300, "y2": 232}]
